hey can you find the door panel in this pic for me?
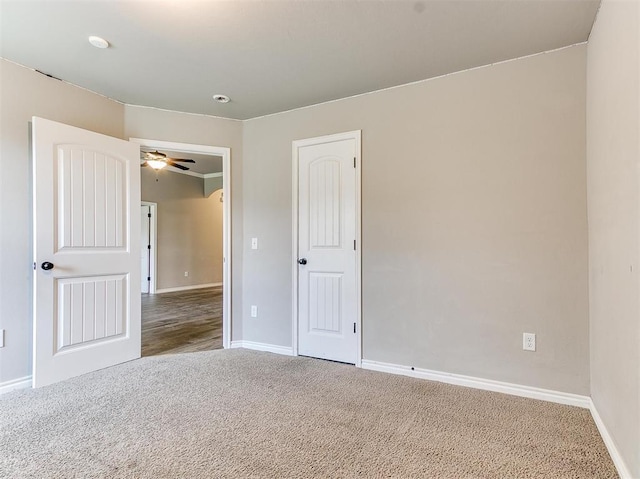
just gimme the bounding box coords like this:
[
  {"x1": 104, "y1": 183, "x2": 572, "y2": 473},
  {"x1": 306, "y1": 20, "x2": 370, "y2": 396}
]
[
  {"x1": 33, "y1": 117, "x2": 141, "y2": 388},
  {"x1": 308, "y1": 272, "x2": 342, "y2": 334},
  {"x1": 56, "y1": 274, "x2": 127, "y2": 351},
  {"x1": 57, "y1": 147, "x2": 126, "y2": 250},
  {"x1": 297, "y1": 136, "x2": 358, "y2": 364}
]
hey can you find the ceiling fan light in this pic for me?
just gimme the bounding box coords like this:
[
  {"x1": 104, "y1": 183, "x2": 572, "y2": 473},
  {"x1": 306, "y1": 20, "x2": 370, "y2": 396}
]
[{"x1": 147, "y1": 159, "x2": 167, "y2": 170}]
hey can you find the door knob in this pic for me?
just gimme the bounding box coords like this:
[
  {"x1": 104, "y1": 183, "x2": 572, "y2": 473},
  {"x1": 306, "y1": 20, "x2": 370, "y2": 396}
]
[
  {"x1": 41, "y1": 261, "x2": 54, "y2": 271},
  {"x1": 298, "y1": 258, "x2": 307, "y2": 265}
]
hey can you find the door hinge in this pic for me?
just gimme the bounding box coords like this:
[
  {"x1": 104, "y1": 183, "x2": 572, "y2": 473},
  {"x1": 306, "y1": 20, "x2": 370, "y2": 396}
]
[
  {"x1": 353, "y1": 157, "x2": 356, "y2": 168},
  {"x1": 353, "y1": 322, "x2": 356, "y2": 334},
  {"x1": 148, "y1": 213, "x2": 151, "y2": 218},
  {"x1": 354, "y1": 239, "x2": 356, "y2": 250},
  {"x1": 33, "y1": 262, "x2": 36, "y2": 270},
  {"x1": 147, "y1": 244, "x2": 151, "y2": 249},
  {"x1": 147, "y1": 276, "x2": 151, "y2": 281}
]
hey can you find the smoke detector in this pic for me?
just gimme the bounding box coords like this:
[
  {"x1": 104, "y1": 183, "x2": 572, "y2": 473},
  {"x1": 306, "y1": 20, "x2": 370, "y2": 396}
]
[{"x1": 88, "y1": 36, "x2": 109, "y2": 49}]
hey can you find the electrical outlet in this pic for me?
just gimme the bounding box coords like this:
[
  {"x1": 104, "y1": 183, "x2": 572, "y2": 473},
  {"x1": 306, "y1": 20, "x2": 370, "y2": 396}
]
[
  {"x1": 0, "y1": 329, "x2": 4, "y2": 348},
  {"x1": 523, "y1": 333, "x2": 536, "y2": 351},
  {"x1": 251, "y1": 238, "x2": 258, "y2": 250},
  {"x1": 184, "y1": 271, "x2": 189, "y2": 277},
  {"x1": 250, "y1": 305, "x2": 258, "y2": 318}
]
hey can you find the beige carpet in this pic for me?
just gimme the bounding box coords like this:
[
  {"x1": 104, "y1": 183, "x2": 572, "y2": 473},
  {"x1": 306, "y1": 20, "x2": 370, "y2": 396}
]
[{"x1": 0, "y1": 349, "x2": 616, "y2": 478}]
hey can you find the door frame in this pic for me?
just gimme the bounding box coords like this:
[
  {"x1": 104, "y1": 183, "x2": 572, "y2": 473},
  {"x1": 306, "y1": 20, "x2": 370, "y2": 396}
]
[
  {"x1": 140, "y1": 201, "x2": 157, "y2": 294},
  {"x1": 291, "y1": 130, "x2": 362, "y2": 366},
  {"x1": 130, "y1": 138, "x2": 232, "y2": 350}
]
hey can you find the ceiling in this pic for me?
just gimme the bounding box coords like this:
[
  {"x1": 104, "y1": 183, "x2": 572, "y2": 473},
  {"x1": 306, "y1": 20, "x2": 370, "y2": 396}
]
[
  {"x1": 141, "y1": 149, "x2": 223, "y2": 176},
  {"x1": 0, "y1": 0, "x2": 600, "y2": 120}
]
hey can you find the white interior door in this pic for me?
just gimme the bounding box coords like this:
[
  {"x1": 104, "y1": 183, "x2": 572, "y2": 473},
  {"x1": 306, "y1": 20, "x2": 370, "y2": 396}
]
[
  {"x1": 296, "y1": 132, "x2": 360, "y2": 364},
  {"x1": 33, "y1": 117, "x2": 141, "y2": 388},
  {"x1": 141, "y1": 205, "x2": 150, "y2": 294}
]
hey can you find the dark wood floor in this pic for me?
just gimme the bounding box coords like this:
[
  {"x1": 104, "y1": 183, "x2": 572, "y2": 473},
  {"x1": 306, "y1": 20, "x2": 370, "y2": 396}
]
[{"x1": 141, "y1": 286, "x2": 223, "y2": 357}]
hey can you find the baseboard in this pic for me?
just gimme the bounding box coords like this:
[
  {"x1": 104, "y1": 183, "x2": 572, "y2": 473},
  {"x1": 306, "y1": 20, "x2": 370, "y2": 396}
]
[
  {"x1": 360, "y1": 359, "x2": 591, "y2": 409},
  {"x1": 230, "y1": 340, "x2": 295, "y2": 356},
  {"x1": 155, "y1": 282, "x2": 222, "y2": 294},
  {"x1": 0, "y1": 376, "x2": 32, "y2": 395},
  {"x1": 589, "y1": 399, "x2": 633, "y2": 478}
]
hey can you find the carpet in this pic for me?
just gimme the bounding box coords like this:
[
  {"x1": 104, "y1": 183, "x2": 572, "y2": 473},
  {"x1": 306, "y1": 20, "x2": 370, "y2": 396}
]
[{"x1": 0, "y1": 349, "x2": 617, "y2": 478}]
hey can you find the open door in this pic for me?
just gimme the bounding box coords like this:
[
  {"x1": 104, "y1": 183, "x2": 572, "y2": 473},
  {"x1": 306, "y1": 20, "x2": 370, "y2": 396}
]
[{"x1": 32, "y1": 117, "x2": 141, "y2": 388}]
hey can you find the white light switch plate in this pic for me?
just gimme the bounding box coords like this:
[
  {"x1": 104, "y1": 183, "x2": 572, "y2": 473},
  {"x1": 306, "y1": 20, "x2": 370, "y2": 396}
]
[
  {"x1": 251, "y1": 305, "x2": 258, "y2": 318},
  {"x1": 251, "y1": 238, "x2": 258, "y2": 250}
]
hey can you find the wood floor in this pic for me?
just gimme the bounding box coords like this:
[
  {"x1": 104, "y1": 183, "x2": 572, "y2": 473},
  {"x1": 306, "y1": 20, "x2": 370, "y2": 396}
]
[{"x1": 141, "y1": 286, "x2": 223, "y2": 357}]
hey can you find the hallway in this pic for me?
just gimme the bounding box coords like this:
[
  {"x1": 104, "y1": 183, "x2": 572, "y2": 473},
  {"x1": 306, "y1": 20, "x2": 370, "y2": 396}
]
[{"x1": 141, "y1": 286, "x2": 222, "y2": 356}]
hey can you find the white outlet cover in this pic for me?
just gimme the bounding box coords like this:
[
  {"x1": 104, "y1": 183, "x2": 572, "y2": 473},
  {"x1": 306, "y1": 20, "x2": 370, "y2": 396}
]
[
  {"x1": 251, "y1": 305, "x2": 258, "y2": 318},
  {"x1": 251, "y1": 238, "x2": 258, "y2": 250},
  {"x1": 523, "y1": 333, "x2": 536, "y2": 351}
]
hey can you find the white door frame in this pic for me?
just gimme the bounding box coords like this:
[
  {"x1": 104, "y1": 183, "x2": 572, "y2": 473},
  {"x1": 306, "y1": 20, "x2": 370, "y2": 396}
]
[
  {"x1": 140, "y1": 201, "x2": 157, "y2": 294},
  {"x1": 130, "y1": 138, "x2": 232, "y2": 350},
  {"x1": 291, "y1": 130, "x2": 362, "y2": 366}
]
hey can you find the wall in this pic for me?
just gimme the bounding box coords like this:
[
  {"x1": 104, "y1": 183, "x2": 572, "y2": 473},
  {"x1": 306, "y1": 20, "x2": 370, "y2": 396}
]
[
  {"x1": 0, "y1": 59, "x2": 125, "y2": 385},
  {"x1": 242, "y1": 45, "x2": 590, "y2": 394},
  {"x1": 586, "y1": 0, "x2": 640, "y2": 476},
  {"x1": 124, "y1": 106, "x2": 244, "y2": 340},
  {"x1": 141, "y1": 169, "x2": 223, "y2": 290}
]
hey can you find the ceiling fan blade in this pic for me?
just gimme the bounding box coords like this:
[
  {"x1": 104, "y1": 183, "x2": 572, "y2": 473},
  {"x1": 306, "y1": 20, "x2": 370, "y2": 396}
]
[
  {"x1": 167, "y1": 161, "x2": 189, "y2": 171},
  {"x1": 142, "y1": 150, "x2": 167, "y2": 160},
  {"x1": 168, "y1": 158, "x2": 196, "y2": 163}
]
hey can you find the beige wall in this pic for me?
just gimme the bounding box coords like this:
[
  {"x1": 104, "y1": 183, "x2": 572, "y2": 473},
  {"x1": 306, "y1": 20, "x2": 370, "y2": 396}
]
[
  {"x1": 124, "y1": 106, "x2": 244, "y2": 340},
  {"x1": 243, "y1": 45, "x2": 590, "y2": 394},
  {"x1": 4, "y1": 36, "x2": 627, "y2": 431},
  {"x1": 141, "y1": 169, "x2": 223, "y2": 290},
  {"x1": 0, "y1": 59, "x2": 125, "y2": 384},
  {"x1": 586, "y1": 0, "x2": 640, "y2": 476}
]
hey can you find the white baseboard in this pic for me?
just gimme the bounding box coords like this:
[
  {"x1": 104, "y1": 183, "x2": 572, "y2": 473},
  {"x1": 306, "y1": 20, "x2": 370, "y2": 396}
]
[
  {"x1": 230, "y1": 340, "x2": 294, "y2": 356},
  {"x1": 155, "y1": 282, "x2": 222, "y2": 294},
  {"x1": 360, "y1": 359, "x2": 591, "y2": 409},
  {"x1": 589, "y1": 400, "x2": 633, "y2": 478},
  {"x1": 0, "y1": 376, "x2": 32, "y2": 395}
]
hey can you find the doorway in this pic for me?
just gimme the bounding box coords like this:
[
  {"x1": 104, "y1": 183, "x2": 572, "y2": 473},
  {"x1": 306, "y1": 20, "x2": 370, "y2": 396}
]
[
  {"x1": 292, "y1": 131, "x2": 362, "y2": 366},
  {"x1": 131, "y1": 138, "x2": 231, "y2": 355}
]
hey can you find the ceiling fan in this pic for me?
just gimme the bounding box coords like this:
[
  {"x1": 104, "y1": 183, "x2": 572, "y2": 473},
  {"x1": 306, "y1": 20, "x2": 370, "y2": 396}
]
[{"x1": 140, "y1": 150, "x2": 196, "y2": 171}]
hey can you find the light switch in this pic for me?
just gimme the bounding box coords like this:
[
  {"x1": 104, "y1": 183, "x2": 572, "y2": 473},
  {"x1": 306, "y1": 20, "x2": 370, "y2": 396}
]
[{"x1": 251, "y1": 237, "x2": 258, "y2": 250}]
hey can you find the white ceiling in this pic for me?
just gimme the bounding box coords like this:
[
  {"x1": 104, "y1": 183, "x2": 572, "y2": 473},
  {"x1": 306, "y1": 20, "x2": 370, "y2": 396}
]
[
  {"x1": 142, "y1": 148, "x2": 223, "y2": 176},
  {"x1": 0, "y1": 0, "x2": 600, "y2": 120}
]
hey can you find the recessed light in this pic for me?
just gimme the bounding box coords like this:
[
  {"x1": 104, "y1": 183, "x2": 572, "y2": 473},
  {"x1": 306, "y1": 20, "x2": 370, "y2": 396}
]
[
  {"x1": 88, "y1": 36, "x2": 109, "y2": 49},
  {"x1": 213, "y1": 94, "x2": 230, "y2": 104}
]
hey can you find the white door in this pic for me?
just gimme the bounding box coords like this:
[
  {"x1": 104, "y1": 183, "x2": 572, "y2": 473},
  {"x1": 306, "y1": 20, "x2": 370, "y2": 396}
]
[
  {"x1": 33, "y1": 117, "x2": 141, "y2": 388},
  {"x1": 141, "y1": 205, "x2": 150, "y2": 294},
  {"x1": 296, "y1": 132, "x2": 360, "y2": 364}
]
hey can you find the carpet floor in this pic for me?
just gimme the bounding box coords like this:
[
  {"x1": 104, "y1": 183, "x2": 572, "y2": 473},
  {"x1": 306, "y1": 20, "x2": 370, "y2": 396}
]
[{"x1": 0, "y1": 349, "x2": 616, "y2": 478}]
